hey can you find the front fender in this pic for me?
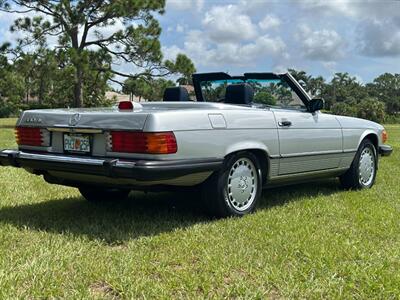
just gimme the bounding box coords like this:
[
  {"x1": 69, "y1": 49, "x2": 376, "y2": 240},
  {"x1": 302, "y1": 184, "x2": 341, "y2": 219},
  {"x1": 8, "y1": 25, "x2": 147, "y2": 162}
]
[{"x1": 357, "y1": 129, "x2": 379, "y2": 150}]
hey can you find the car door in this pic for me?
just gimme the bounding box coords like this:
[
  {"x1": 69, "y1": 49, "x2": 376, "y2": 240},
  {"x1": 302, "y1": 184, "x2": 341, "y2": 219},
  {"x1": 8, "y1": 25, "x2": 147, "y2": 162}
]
[
  {"x1": 273, "y1": 109, "x2": 343, "y2": 175},
  {"x1": 248, "y1": 74, "x2": 343, "y2": 176}
]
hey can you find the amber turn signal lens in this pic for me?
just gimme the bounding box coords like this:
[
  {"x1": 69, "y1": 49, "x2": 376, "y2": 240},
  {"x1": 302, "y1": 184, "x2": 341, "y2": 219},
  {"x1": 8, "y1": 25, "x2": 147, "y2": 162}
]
[
  {"x1": 146, "y1": 132, "x2": 177, "y2": 154},
  {"x1": 110, "y1": 131, "x2": 177, "y2": 154},
  {"x1": 382, "y1": 130, "x2": 388, "y2": 144}
]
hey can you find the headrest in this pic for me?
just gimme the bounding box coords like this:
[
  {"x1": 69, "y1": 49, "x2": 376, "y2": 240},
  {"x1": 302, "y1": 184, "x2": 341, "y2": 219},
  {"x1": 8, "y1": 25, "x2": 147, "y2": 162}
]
[
  {"x1": 163, "y1": 87, "x2": 190, "y2": 102},
  {"x1": 225, "y1": 83, "x2": 254, "y2": 105}
]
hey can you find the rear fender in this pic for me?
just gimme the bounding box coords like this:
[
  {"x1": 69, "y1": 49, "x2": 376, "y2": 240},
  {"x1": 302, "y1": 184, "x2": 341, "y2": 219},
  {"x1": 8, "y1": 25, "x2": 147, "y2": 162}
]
[
  {"x1": 224, "y1": 142, "x2": 271, "y2": 184},
  {"x1": 225, "y1": 141, "x2": 269, "y2": 157}
]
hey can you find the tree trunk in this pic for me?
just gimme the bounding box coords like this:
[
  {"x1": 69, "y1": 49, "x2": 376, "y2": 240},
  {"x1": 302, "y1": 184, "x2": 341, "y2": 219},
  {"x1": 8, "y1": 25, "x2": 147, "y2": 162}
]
[
  {"x1": 25, "y1": 78, "x2": 29, "y2": 103},
  {"x1": 38, "y1": 77, "x2": 45, "y2": 105},
  {"x1": 73, "y1": 66, "x2": 84, "y2": 107}
]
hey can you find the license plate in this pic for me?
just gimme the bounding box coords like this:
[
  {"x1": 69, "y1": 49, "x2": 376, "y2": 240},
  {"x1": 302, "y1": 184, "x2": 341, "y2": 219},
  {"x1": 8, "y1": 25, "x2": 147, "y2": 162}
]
[{"x1": 64, "y1": 134, "x2": 91, "y2": 153}]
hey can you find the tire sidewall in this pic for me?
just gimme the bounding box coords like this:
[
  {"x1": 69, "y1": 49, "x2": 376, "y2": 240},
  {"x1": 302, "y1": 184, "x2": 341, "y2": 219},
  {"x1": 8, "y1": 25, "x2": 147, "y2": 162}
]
[
  {"x1": 217, "y1": 152, "x2": 263, "y2": 216},
  {"x1": 354, "y1": 140, "x2": 377, "y2": 189}
]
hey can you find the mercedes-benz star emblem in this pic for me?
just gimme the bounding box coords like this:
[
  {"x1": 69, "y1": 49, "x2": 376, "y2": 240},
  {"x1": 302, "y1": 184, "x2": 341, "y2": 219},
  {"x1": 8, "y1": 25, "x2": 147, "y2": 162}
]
[{"x1": 69, "y1": 113, "x2": 81, "y2": 126}]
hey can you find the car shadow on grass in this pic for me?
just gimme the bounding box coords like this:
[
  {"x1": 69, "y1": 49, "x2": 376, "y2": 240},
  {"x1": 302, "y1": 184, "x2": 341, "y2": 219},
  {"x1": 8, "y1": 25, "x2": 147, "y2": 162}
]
[
  {"x1": 0, "y1": 179, "x2": 342, "y2": 244},
  {"x1": 260, "y1": 178, "x2": 341, "y2": 209}
]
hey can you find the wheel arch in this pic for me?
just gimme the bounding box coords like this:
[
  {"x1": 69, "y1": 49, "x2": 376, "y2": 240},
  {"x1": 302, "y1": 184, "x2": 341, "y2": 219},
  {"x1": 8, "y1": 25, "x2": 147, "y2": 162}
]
[
  {"x1": 358, "y1": 130, "x2": 379, "y2": 152},
  {"x1": 225, "y1": 143, "x2": 270, "y2": 184},
  {"x1": 358, "y1": 130, "x2": 379, "y2": 169}
]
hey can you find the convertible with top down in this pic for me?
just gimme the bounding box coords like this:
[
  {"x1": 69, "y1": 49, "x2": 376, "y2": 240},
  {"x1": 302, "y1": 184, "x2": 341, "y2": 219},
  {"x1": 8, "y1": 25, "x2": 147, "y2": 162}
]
[{"x1": 0, "y1": 72, "x2": 393, "y2": 217}]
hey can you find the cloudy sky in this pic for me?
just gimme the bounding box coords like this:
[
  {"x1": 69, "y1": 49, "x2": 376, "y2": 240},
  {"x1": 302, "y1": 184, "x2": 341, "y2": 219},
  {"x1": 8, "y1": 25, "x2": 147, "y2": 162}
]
[
  {"x1": 160, "y1": 0, "x2": 400, "y2": 82},
  {"x1": 0, "y1": 0, "x2": 399, "y2": 83}
]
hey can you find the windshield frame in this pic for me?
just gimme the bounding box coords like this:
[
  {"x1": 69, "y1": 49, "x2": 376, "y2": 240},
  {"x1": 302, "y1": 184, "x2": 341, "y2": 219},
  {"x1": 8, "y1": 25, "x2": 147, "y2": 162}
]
[{"x1": 192, "y1": 72, "x2": 311, "y2": 109}]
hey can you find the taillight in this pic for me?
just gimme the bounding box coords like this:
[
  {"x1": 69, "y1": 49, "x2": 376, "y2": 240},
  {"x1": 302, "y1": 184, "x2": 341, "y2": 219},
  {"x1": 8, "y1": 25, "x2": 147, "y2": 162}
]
[
  {"x1": 118, "y1": 101, "x2": 134, "y2": 110},
  {"x1": 15, "y1": 127, "x2": 50, "y2": 147},
  {"x1": 107, "y1": 131, "x2": 177, "y2": 154}
]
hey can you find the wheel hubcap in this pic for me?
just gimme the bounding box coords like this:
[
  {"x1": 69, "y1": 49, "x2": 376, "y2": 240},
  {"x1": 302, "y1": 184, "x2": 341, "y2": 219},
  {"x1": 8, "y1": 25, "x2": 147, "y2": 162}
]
[
  {"x1": 227, "y1": 158, "x2": 258, "y2": 211},
  {"x1": 359, "y1": 147, "x2": 375, "y2": 186}
]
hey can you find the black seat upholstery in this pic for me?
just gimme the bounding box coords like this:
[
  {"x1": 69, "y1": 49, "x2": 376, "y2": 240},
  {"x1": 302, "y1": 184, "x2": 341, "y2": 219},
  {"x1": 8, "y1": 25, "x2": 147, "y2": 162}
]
[
  {"x1": 163, "y1": 87, "x2": 190, "y2": 102},
  {"x1": 225, "y1": 83, "x2": 254, "y2": 105}
]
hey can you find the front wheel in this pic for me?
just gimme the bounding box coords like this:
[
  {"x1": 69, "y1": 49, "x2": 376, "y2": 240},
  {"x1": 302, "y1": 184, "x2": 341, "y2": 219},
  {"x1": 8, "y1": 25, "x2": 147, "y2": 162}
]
[
  {"x1": 339, "y1": 139, "x2": 377, "y2": 189},
  {"x1": 79, "y1": 187, "x2": 130, "y2": 203},
  {"x1": 202, "y1": 152, "x2": 262, "y2": 217}
]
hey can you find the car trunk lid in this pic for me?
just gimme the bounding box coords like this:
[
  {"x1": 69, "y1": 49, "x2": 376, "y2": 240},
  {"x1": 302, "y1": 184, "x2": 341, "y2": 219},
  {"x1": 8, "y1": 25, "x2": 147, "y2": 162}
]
[{"x1": 17, "y1": 107, "x2": 149, "y2": 130}]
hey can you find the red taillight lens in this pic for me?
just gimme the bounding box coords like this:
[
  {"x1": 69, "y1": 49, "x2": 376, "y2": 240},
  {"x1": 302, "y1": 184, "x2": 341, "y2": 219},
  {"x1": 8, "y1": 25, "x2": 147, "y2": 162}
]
[
  {"x1": 108, "y1": 131, "x2": 177, "y2": 154},
  {"x1": 118, "y1": 101, "x2": 134, "y2": 110},
  {"x1": 15, "y1": 127, "x2": 50, "y2": 147}
]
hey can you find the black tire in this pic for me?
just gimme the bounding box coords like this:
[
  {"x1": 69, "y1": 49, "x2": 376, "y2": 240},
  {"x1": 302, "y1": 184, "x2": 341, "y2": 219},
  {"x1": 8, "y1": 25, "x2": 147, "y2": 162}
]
[
  {"x1": 79, "y1": 187, "x2": 130, "y2": 203},
  {"x1": 339, "y1": 139, "x2": 377, "y2": 190},
  {"x1": 201, "y1": 152, "x2": 263, "y2": 217}
]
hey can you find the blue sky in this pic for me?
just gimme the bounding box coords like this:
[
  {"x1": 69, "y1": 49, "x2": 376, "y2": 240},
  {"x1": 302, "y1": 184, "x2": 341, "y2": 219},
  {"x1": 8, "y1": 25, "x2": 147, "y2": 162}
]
[
  {"x1": 159, "y1": 0, "x2": 400, "y2": 83},
  {"x1": 0, "y1": 0, "x2": 399, "y2": 84}
]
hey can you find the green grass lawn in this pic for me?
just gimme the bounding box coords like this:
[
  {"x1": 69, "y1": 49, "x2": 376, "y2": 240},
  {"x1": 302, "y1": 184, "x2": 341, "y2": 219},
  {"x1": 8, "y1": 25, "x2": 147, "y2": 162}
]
[
  {"x1": 0, "y1": 119, "x2": 399, "y2": 299},
  {"x1": 0, "y1": 117, "x2": 17, "y2": 128}
]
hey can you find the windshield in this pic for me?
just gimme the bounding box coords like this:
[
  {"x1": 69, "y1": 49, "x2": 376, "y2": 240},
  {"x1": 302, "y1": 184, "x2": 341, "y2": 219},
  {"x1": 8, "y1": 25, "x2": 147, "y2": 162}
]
[{"x1": 199, "y1": 78, "x2": 306, "y2": 109}]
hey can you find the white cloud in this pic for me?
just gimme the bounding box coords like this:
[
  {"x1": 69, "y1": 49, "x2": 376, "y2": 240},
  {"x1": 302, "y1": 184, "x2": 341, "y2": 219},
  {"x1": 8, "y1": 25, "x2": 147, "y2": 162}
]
[
  {"x1": 86, "y1": 18, "x2": 126, "y2": 41},
  {"x1": 0, "y1": 10, "x2": 56, "y2": 50},
  {"x1": 237, "y1": 0, "x2": 275, "y2": 14},
  {"x1": 176, "y1": 24, "x2": 184, "y2": 33},
  {"x1": 183, "y1": 30, "x2": 211, "y2": 58},
  {"x1": 239, "y1": 35, "x2": 286, "y2": 58},
  {"x1": 296, "y1": 25, "x2": 345, "y2": 61},
  {"x1": 166, "y1": 0, "x2": 204, "y2": 12},
  {"x1": 166, "y1": 24, "x2": 184, "y2": 33},
  {"x1": 206, "y1": 36, "x2": 285, "y2": 66},
  {"x1": 162, "y1": 44, "x2": 183, "y2": 61},
  {"x1": 300, "y1": 0, "x2": 400, "y2": 19},
  {"x1": 298, "y1": 1, "x2": 400, "y2": 58},
  {"x1": 358, "y1": 19, "x2": 400, "y2": 57},
  {"x1": 299, "y1": 0, "x2": 358, "y2": 17},
  {"x1": 163, "y1": 29, "x2": 286, "y2": 68},
  {"x1": 202, "y1": 4, "x2": 257, "y2": 43},
  {"x1": 259, "y1": 14, "x2": 281, "y2": 30}
]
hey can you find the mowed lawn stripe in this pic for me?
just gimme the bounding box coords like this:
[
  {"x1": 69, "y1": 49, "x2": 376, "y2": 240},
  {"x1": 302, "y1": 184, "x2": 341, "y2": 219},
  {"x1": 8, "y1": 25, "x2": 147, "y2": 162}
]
[{"x1": 0, "y1": 120, "x2": 399, "y2": 298}]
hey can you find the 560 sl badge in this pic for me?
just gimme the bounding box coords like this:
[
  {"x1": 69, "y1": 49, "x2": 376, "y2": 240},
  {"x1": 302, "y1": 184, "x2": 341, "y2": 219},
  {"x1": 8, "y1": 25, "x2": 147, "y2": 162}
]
[{"x1": 25, "y1": 117, "x2": 42, "y2": 124}]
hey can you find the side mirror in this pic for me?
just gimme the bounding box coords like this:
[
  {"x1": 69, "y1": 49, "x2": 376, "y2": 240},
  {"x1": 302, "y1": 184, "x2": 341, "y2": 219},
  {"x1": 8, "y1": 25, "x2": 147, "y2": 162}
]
[{"x1": 308, "y1": 98, "x2": 324, "y2": 112}]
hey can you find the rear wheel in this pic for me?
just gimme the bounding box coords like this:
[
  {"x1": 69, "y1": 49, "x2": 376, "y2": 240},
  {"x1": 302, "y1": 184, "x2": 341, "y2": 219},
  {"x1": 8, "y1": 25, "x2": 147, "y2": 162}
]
[
  {"x1": 79, "y1": 187, "x2": 130, "y2": 203},
  {"x1": 339, "y1": 139, "x2": 377, "y2": 189},
  {"x1": 202, "y1": 152, "x2": 262, "y2": 217}
]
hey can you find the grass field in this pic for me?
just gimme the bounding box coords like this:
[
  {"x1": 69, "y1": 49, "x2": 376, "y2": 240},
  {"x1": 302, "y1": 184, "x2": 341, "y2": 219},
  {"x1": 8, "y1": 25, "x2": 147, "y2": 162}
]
[{"x1": 0, "y1": 117, "x2": 399, "y2": 299}]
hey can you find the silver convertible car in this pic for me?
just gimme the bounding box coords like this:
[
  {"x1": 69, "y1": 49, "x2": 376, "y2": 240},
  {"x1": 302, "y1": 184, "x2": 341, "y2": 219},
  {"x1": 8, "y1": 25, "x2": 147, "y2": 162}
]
[{"x1": 0, "y1": 72, "x2": 393, "y2": 217}]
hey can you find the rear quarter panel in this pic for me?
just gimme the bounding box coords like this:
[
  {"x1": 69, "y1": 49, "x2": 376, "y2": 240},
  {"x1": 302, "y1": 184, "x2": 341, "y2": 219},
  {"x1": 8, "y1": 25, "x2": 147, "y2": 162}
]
[{"x1": 143, "y1": 108, "x2": 279, "y2": 160}]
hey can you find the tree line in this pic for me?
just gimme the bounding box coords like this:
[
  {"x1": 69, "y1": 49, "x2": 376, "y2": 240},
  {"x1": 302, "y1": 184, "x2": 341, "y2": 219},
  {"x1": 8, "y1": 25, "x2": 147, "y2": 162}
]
[
  {"x1": 289, "y1": 70, "x2": 399, "y2": 123},
  {"x1": 1, "y1": 53, "x2": 398, "y2": 123}
]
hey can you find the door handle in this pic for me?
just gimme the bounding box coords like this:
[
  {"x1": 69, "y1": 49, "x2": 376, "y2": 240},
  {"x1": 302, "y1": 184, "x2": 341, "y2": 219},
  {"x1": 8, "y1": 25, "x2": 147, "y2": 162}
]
[{"x1": 278, "y1": 120, "x2": 292, "y2": 127}]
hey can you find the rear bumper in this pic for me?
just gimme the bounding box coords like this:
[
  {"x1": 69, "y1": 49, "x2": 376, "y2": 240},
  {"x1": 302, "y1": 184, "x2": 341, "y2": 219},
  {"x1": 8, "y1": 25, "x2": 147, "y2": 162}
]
[
  {"x1": 0, "y1": 149, "x2": 223, "y2": 181},
  {"x1": 379, "y1": 145, "x2": 393, "y2": 157}
]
